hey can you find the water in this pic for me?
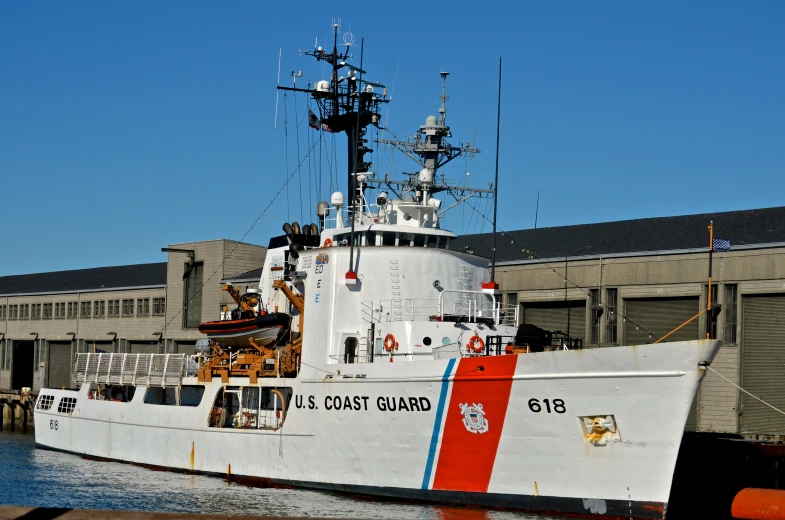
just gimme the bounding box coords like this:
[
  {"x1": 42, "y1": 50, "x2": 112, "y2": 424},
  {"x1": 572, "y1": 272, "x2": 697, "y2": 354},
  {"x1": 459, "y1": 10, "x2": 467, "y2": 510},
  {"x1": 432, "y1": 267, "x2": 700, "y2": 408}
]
[{"x1": 0, "y1": 433, "x2": 560, "y2": 519}]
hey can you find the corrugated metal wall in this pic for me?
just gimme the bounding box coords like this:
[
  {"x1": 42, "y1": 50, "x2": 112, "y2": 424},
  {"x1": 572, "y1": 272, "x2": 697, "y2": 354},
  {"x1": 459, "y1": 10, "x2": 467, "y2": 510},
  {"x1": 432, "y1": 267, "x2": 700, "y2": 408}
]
[
  {"x1": 47, "y1": 341, "x2": 72, "y2": 389},
  {"x1": 741, "y1": 294, "x2": 785, "y2": 434},
  {"x1": 128, "y1": 341, "x2": 159, "y2": 354},
  {"x1": 624, "y1": 297, "x2": 700, "y2": 345},
  {"x1": 522, "y1": 301, "x2": 586, "y2": 341}
]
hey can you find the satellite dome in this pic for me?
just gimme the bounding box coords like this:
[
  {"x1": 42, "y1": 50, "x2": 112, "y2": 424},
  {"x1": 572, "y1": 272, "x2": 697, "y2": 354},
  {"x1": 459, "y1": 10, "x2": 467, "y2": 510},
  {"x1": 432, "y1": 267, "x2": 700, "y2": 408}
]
[
  {"x1": 316, "y1": 80, "x2": 330, "y2": 93},
  {"x1": 425, "y1": 115, "x2": 438, "y2": 126},
  {"x1": 331, "y1": 191, "x2": 345, "y2": 207}
]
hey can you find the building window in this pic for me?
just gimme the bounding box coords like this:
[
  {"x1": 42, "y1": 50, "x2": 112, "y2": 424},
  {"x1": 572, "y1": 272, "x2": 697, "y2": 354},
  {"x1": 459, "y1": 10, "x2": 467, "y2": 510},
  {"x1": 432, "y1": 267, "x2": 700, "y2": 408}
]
[
  {"x1": 67, "y1": 302, "x2": 78, "y2": 319},
  {"x1": 137, "y1": 298, "x2": 150, "y2": 316},
  {"x1": 94, "y1": 301, "x2": 105, "y2": 318},
  {"x1": 54, "y1": 302, "x2": 66, "y2": 319},
  {"x1": 43, "y1": 303, "x2": 53, "y2": 319},
  {"x1": 122, "y1": 299, "x2": 134, "y2": 316},
  {"x1": 81, "y1": 301, "x2": 91, "y2": 318},
  {"x1": 31, "y1": 303, "x2": 42, "y2": 319},
  {"x1": 183, "y1": 262, "x2": 204, "y2": 328},
  {"x1": 0, "y1": 305, "x2": 5, "y2": 320},
  {"x1": 724, "y1": 284, "x2": 738, "y2": 344},
  {"x1": 605, "y1": 288, "x2": 618, "y2": 344},
  {"x1": 108, "y1": 299, "x2": 120, "y2": 317},
  {"x1": 1, "y1": 340, "x2": 8, "y2": 370},
  {"x1": 9, "y1": 305, "x2": 18, "y2": 320},
  {"x1": 590, "y1": 289, "x2": 601, "y2": 344},
  {"x1": 705, "y1": 283, "x2": 718, "y2": 339},
  {"x1": 153, "y1": 297, "x2": 166, "y2": 316},
  {"x1": 19, "y1": 304, "x2": 29, "y2": 319}
]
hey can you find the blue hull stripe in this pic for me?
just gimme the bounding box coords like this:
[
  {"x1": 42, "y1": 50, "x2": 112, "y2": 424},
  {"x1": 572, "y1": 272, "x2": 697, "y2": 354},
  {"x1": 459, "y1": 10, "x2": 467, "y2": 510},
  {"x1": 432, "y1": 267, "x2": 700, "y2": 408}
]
[{"x1": 421, "y1": 357, "x2": 456, "y2": 490}]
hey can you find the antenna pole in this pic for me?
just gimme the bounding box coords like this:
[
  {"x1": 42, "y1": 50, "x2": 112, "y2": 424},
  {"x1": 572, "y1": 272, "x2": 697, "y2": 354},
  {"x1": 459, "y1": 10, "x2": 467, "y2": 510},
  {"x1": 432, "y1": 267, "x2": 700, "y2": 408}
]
[
  {"x1": 534, "y1": 190, "x2": 540, "y2": 229},
  {"x1": 349, "y1": 38, "x2": 364, "y2": 274},
  {"x1": 707, "y1": 221, "x2": 714, "y2": 339},
  {"x1": 274, "y1": 48, "x2": 282, "y2": 128},
  {"x1": 491, "y1": 57, "x2": 502, "y2": 283}
]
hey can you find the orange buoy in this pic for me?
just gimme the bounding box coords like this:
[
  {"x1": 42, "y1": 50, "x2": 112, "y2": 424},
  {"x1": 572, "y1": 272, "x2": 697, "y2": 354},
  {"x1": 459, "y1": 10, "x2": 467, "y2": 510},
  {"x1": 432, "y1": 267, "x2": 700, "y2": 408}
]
[{"x1": 732, "y1": 488, "x2": 785, "y2": 520}]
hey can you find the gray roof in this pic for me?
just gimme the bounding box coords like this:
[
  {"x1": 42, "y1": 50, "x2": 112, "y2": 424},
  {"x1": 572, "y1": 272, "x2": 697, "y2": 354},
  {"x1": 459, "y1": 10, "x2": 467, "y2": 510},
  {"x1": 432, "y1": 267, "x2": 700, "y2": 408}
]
[
  {"x1": 451, "y1": 206, "x2": 785, "y2": 263},
  {"x1": 0, "y1": 263, "x2": 167, "y2": 296}
]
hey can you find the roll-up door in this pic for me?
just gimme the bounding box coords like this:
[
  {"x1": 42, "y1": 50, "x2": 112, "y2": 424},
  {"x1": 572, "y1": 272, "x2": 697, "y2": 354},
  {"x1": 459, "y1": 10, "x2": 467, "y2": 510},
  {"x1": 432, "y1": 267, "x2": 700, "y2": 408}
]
[
  {"x1": 522, "y1": 300, "x2": 586, "y2": 341},
  {"x1": 741, "y1": 294, "x2": 785, "y2": 434},
  {"x1": 624, "y1": 297, "x2": 700, "y2": 345},
  {"x1": 624, "y1": 296, "x2": 700, "y2": 430},
  {"x1": 128, "y1": 341, "x2": 159, "y2": 354},
  {"x1": 175, "y1": 342, "x2": 197, "y2": 355},
  {"x1": 47, "y1": 342, "x2": 72, "y2": 389}
]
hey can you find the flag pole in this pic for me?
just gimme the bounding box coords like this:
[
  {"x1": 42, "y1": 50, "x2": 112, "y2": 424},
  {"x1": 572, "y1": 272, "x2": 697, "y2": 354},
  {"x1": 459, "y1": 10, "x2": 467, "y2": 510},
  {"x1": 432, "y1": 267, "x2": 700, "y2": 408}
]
[{"x1": 707, "y1": 221, "x2": 714, "y2": 339}]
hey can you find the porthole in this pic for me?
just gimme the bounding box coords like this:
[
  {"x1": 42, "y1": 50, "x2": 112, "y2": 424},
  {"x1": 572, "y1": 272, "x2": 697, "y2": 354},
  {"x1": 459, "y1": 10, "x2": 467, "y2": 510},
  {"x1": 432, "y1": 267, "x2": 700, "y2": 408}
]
[
  {"x1": 442, "y1": 337, "x2": 451, "y2": 346},
  {"x1": 423, "y1": 337, "x2": 432, "y2": 346}
]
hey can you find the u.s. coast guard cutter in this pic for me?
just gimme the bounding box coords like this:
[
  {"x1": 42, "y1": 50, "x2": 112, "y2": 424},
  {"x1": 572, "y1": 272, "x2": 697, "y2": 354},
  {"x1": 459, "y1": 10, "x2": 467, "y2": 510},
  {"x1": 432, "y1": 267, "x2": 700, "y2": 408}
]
[{"x1": 34, "y1": 24, "x2": 721, "y2": 519}]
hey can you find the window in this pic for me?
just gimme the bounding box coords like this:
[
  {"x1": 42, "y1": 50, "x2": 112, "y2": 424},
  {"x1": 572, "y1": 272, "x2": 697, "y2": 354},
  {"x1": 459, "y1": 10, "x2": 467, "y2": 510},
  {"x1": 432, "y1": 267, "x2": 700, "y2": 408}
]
[
  {"x1": 93, "y1": 301, "x2": 105, "y2": 318},
  {"x1": 590, "y1": 289, "x2": 602, "y2": 344},
  {"x1": 31, "y1": 303, "x2": 42, "y2": 319},
  {"x1": 724, "y1": 284, "x2": 738, "y2": 344},
  {"x1": 43, "y1": 303, "x2": 53, "y2": 319},
  {"x1": 20, "y1": 304, "x2": 29, "y2": 319},
  {"x1": 605, "y1": 288, "x2": 618, "y2": 344},
  {"x1": 68, "y1": 302, "x2": 78, "y2": 319},
  {"x1": 37, "y1": 395, "x2": 55, "y2": 410},
  {"x1": 122, "y1": 299, "x2": 134, "y2": 316},
  {"x1": 143, "y1": 386, "x2": 204, "y2": 406},
  {"x1": 382, "y1": 232, "x2": 397, "y2": 246},
  {"x1": 108, "y1": 299, "x2": 120, "y2": 317},
  {"x1": 153, "y1": 298, "x2": 166, "y2": 316},
  {"x1": 183, "y1": 262, "x2": 204, "y2": 328},
  {"x1": 0, "y1": 305, "x2": 5, "y2": 319},
  {"x1": 57, "y1": 397, "x2": 77, "y2": 414},
  {"x1": 1, "y1": 340, "x2": 6, "y2": 370},
  {"x1": 81, "y1": 301, "x2": 91, "y2": 318},
  {"x1": 706, "y1": 284, "x2": 718, "y2": 339},
  {"x1": 137, "y1": 298, "x2": 150, "y2": 316},
  {"x1": 54, "y1": 302, "x2": 66, "y2": 319},
  {"x1": 9, "y1": 305, "x2": 18, "y2": 320}
]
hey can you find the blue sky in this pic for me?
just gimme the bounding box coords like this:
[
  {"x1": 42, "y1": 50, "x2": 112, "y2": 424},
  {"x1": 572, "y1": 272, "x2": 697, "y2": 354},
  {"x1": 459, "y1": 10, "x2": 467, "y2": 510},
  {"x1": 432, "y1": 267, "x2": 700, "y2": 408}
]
[{"x1": 1, "y1": 1, "x2": 783, "y2": 276}]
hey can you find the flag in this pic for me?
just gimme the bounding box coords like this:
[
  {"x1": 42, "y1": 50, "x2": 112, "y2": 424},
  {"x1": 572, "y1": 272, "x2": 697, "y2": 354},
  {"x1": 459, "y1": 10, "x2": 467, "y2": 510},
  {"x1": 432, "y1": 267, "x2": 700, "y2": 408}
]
[
  {"x1": 712, "y1": 238, "x2": 731, "y2": 252},
  {"x1": 308, "y1": 108, "x2": 320, "y2": 130}
]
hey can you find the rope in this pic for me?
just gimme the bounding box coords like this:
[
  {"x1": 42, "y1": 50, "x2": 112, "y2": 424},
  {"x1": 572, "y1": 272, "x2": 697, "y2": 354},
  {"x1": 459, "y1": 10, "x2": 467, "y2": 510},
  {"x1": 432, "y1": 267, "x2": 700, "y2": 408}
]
[{"x1": 705, "y1": 364, "x2": 785, "y2": 417}]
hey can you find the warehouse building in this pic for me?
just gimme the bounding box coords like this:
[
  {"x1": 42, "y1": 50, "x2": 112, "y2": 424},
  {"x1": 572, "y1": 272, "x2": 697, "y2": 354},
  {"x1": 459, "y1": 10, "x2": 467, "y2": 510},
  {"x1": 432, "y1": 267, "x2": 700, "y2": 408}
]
[
  {"x1": 0, "y1": 239, "x2": 266, "y2": 393},
  {"x1": 452, "y1": 205, "x2": 785, "y2": 437}
]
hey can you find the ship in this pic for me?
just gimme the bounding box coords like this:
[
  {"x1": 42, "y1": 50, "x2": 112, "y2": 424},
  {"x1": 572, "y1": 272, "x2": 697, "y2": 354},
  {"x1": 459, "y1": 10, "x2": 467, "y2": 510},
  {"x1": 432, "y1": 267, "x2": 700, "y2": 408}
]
[{"x1": 34, "y1": 23, "x2": 721, "y2": 520}]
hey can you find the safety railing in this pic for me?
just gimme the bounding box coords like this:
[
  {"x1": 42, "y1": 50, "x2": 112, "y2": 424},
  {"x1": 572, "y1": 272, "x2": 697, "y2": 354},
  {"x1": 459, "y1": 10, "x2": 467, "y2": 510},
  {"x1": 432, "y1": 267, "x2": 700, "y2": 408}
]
[{"x1": 73, "y1": 353, "x2": 187, "y2": 388}]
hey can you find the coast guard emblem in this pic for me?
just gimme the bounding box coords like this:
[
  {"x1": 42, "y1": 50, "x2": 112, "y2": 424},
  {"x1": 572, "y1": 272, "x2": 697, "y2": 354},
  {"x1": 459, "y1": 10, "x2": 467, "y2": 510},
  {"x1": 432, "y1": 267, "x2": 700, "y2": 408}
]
[{"x1": 459, "y1": 403, "x2": 488, "y2": 434}]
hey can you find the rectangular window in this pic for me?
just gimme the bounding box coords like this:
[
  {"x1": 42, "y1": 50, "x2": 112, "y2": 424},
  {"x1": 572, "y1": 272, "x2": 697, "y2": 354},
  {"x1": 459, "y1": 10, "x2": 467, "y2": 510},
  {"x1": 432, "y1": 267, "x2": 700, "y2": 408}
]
[
  {"x1": 81, "y1": 301, "x2": 91, "y2": 318},
  {"x1": 183, "y1": 262, "x2": 204, "y2": 328},
  {"x1": 67, "y1": 302, "x2": 78, "y2": 319},
  {"x1": 9, "y1": 305, "x2": 18, "y2": 320},
  {"x1": 706, "y1": 283, "x2": 719, "y2": 339},
  {"x1": 590, "y1": 289, "x2": 601, "y2": 344},
  {"x1": 37, "y1": 394, "x2": 55, "y2": 410},
  {"x1": 93, "y1": 301, "x2": 105, "y2": 318},
  {"x1": 57, "y1": 397, "x2": 77, "y2": 414},
  {"x1": 153, "y1": 298, "x2": 166, "y2": 316},
  {"x1": 724, "y1": 284, "x2": 738, "y2": 344},
  {"x1": 1, "y1": 340, "x2": 6, "y2": 370},
  {"x1": 122, "y1": 299, "x2": 134, "y2": 316},
  {"x1": 43, "y1": 303, "x2": 53, "y2": 319},
  {"x1": 20, "y1": 304, "x2": 29, "y2": 319},
  {"x1": 605, "y1": 288, "x2": 618, "y2": 344},
  {"x1": 54, "y1": 302, "x2": 66, "y2": 319},
  {"x1": 31, "y1": 303, "x2": 41, "y2": 319},
  {"x1": 0, "y1": 305, "x2": 5, "y2": 319},
  {"x1": 137, "y1": 298, "x2": 150, "y2": 316},
  {"x1": 382, "y1": 232, "x2": 397, "y2": 246},
  {"x1": 108, "y1": 299, "x2": 120, "y2": 317}
]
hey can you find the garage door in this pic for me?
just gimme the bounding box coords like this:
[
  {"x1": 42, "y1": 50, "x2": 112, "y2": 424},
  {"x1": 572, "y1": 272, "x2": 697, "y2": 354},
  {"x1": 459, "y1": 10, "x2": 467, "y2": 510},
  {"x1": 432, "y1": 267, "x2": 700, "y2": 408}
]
[
  {"x1": 624, "y1": 297, "x2": 700, "y2": 345},
  {"x1": 522, "y1": 300, "x2": 586, "y2": 342},
  {"x1": 128, "y1": 341, "x2": 159, "y2": 354},
  {"x1": 175, "y1": 342, "x2": 197, "y2": 355},
  {"x1": 741, "y1": 294, "x2": 785, "y2": 434},
  {"x1": 47, "y1": 342, "x2": 72, "y2": 389}
]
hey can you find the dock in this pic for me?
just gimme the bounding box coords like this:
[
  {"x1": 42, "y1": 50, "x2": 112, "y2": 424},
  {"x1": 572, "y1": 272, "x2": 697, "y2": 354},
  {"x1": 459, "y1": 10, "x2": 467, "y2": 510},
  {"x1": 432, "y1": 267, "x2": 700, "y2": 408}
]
[{"x1": 0, "y1": 390, "x2": 35, "y2": 432}]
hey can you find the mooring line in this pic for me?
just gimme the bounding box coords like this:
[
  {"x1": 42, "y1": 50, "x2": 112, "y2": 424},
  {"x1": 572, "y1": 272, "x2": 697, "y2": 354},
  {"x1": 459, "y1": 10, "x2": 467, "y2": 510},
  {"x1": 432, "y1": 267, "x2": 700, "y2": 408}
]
[{"x1": 705, "y1": 364, "x2": 785, "y2": 417}]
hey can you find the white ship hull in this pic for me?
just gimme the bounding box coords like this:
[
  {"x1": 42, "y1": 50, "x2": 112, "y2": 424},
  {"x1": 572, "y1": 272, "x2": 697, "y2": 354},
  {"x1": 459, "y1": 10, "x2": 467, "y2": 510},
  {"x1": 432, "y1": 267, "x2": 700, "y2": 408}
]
[{"x1": 35, "y1": 339, "x2": 720, "y2": 519}]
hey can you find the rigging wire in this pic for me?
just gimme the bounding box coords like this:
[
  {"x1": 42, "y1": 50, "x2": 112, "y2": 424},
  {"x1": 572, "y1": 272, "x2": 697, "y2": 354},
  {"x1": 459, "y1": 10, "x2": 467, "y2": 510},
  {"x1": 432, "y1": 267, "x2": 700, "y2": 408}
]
[
  {"x1": 453, "y1": 192, "x2": 662, "y2": 341},
  {"x1": 156, "y1": 138, "x2": 323, "y2": 339},
  {"x1": 705, "y1": 364, "x2": 785, "y2": 417}
]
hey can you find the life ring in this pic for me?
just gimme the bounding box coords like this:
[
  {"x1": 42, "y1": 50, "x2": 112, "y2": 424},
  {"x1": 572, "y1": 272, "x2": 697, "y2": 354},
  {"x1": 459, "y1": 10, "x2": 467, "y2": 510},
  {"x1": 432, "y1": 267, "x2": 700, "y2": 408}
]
[
  {"x1": 466, "y1": 335, "x2": 485, "y2": 354},
  {"x1": 323, "y1": 238, "x2": 333, "y2": 248},
  {"x1": 383, "y1": 333, "x2": 398, "y2": 352}
]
